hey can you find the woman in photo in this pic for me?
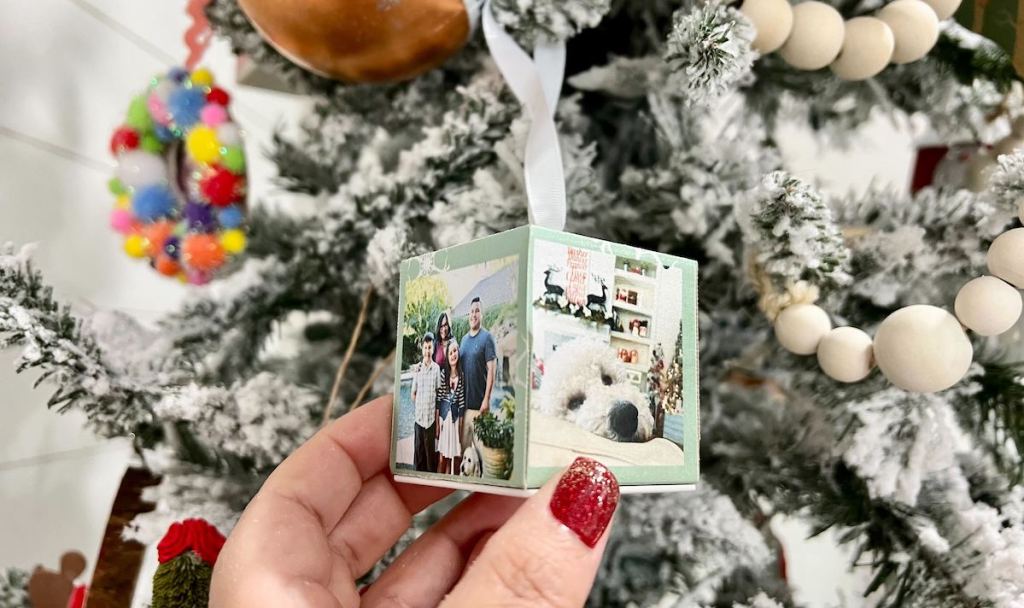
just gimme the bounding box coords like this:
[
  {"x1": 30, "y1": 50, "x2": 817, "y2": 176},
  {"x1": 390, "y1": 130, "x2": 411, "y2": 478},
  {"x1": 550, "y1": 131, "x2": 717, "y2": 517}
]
[
  {"x1": 434, "y1": 311, "x2": 452, "y2": 376},
  {"x1": 435, "y1": 339, "x2": 465, "y2": 475}
]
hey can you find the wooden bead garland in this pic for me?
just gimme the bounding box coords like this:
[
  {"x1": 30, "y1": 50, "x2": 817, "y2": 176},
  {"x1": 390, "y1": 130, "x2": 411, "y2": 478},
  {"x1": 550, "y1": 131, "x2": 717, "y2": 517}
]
[
  {"x1": 774, "y1": 303, "x2": 832, "y2": 354},
  {"x1": 877, "y1": 0, "x2": 940, "y2": 64},
  {"x1": 739, "y1": 0, "x2": 959, "y2": 80},
  {"x1": 766, "y1": 215, "x2": 1024, "y2": 394},
  {"x1": 817, "y1": 326, "x2": 874, "y2": 382},
  {"x1": 873, "y1": 305, "x2": 973, "y2": 393},
  {"x1": 778, "y1": 2, "x2": 845, "y2": 71},
  {"x1": 740, "y1": 0, "x2": 794, "y2": 53},
  {"x1": 955, "y1": 276, "x2": 1022, "y2": 336},
  {"x1": 830, "y1": 17, "x2": 895, "y2": 80}
]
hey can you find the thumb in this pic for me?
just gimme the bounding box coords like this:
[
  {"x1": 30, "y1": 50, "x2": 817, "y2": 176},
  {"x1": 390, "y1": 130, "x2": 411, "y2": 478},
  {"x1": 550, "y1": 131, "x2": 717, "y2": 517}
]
[{"x1": 441, "y1": 457, "x2": 619, "y2": 607}]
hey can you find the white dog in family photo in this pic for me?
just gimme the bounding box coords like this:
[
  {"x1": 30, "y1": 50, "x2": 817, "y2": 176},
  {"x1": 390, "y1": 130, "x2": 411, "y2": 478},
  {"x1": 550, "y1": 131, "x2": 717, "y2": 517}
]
[
  {"x1": 461, "y1": 444, "x2": 482, "y2": 477},
  {"x1": 535, "y1": 338, "x2": 655, "y2": 443}
]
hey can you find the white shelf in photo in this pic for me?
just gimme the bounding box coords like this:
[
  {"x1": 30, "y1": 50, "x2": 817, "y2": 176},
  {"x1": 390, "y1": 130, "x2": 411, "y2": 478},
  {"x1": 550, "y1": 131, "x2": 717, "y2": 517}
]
[
  {"x1": 612, "y1": 301, "x2": 653, "y2": 316},
  {"x1": 622, "y1": 361, "x2": 649, "y2": 372},
  {"x1": 610, "y1": 330, "x2": 651, "y2": 345},
  {"x1": 615, "y1": 269, "x2": 656, "y2": 286}
]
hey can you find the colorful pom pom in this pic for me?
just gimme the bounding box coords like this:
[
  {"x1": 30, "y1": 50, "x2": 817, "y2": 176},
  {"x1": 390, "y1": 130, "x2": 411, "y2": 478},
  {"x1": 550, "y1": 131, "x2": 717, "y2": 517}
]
[
  {"x1": 163, "y1": 236, "x2": 181, "y2": 260},
  {"x1": 183, "y1": 201, "x2": 216, "y2": 232},
  {"x1": 142, "y1": 221, "x2": 176, "y2": 256},
  {"x1": 124, "y1": 234, "x2": 147, "y2": 258},
  {"x1": 215, "y1": 123, "x2": 241, "y2": 147},
  {"x1": 108, "y1": 178, "x2": 127, "y2": 196},
  {"x1": 186, "y1": 126, "x2": 220, "y2": 164},
  {"x1": 114, "y1": 195, "x2": 131, "y2": 210},
  {"x1": 147, "y1": 92, "x2": 172, "y2": 126},
  {"x1": 200, "y1": 104, "x2": 228, "y2": 127},
  {"x1": 216, "y1": 205, "x2": 244, "y2": 229},
  {"x1": 110, "y1": 127, "x2": 140, "y2": 156},
  {"x1": 155, "y1": 255, "x2": 181, "y2": 276},
  {"x1": 221, "y1": 146, "x2": 246, "y2": 173},
  {"x1": 190, "y1": 68, "x2": 214, "y2": 88},
  {"x1": 125, "y1": 95, "x2": 152, "y2": 132},
  {"x1": 220, "y1": 229, "x2": 247, "y2": 254},
  {"x1": 117, "y1": 151, "x2": 166, "y2": 188},
  {"x1": 182, "y1": 234, "x2": 225, "y2": 272},
  {"x1": 168, "y1": 67, "x2": 189, "y2": 83},
  {"x1": 206, "y1": 87, "x2": 230, "y2": 106},
  {"x1": 168, "y1": 88, "x2": 206, "y2": 129},
  {"x1": 132, "y1": 185, "x2": 175, "y2": 221},
  {"x1": 199, "y1": 167, "x2": 241, "y2": 206},
  {"x1": 110, "y1": 209, "x2": 135, "y2": 234},
  {"x1": 140, "y1": 133, "x2": 163, "y2": 154}
]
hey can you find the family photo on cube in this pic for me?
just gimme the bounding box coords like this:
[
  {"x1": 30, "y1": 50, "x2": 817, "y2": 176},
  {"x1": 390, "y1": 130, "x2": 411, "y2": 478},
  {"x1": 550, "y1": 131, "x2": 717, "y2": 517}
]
[{"x1": 395, "y1": 256, "x2": 520, "y2": 481}]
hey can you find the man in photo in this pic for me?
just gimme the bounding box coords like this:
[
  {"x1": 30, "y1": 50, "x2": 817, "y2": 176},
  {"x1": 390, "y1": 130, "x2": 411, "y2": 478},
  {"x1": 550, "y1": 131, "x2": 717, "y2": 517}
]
[
  {"x1": 459, "y1": 297, "x2": 497, "y2": 451},
  {"x1": 410, "y1": 332, "x2": 442, "y2": 472}
]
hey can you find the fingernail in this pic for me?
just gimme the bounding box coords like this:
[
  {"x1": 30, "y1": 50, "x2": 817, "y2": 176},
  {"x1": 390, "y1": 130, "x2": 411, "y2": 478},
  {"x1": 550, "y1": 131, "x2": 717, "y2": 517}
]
[{"x1": 549, "y1": 457, "x2": 619, "y2": 548}]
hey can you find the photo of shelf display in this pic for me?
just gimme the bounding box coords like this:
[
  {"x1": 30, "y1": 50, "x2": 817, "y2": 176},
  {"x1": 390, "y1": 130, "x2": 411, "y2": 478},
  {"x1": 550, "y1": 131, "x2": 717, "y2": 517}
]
[{"x1": 612, "y1": 256, "x2": 658, "y2": 379}]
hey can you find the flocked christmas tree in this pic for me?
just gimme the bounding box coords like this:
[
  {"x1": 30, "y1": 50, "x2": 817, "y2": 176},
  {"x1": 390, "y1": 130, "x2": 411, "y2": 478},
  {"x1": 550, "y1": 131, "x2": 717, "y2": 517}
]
[{"x1": 3, "y1": 0, "x2": 1024, "y2": 605}]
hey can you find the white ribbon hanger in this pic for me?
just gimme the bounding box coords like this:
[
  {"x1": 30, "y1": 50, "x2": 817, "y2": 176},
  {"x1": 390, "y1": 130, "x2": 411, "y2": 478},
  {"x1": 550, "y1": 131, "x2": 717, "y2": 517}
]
[{"x1": 481, "y1": 0, "x2": 567, "y2": 231}]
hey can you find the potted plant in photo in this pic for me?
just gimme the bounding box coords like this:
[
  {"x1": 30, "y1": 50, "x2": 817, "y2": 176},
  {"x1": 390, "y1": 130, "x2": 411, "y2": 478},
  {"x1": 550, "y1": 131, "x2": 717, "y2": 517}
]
[{"x1": 474, "y1": 397, "x2": 515, "y2": 479}]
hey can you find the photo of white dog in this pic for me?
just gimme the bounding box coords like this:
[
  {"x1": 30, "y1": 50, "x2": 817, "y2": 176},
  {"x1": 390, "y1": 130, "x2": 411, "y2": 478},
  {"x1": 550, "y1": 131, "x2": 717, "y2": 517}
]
[
  {"x1": 534, "y1": 338, "x2": 655, "y2": 442},
  {"x1": 461, "y1": 444, "x2": 482, "y2": 477}
]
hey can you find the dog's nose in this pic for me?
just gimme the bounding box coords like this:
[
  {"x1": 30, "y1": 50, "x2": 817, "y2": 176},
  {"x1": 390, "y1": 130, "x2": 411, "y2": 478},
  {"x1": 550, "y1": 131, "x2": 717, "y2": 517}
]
[{"x1": 610, "y1": 401, "x2": 638, "y2": 439}]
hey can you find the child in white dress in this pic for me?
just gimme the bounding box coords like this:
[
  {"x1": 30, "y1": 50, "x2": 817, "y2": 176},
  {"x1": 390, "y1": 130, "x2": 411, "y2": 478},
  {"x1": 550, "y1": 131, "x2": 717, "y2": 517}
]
[{"x1": 436, "y1": 340, "x2": 465, "y2": 475}]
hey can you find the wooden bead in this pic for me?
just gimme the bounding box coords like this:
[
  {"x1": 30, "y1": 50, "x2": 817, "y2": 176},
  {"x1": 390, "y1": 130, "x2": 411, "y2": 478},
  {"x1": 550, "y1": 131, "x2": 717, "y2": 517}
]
[
  {"x1": 987, "y1": 228, "x2": 1024, "y2": 289},
  {"x1": 955, "y1": 276, "x2": 1023, "y2": 336},
  {"x1": 774, "y1": 303, "x2": 832, "y2": 355},
  {"x1": 817, "y1": 326, "x2": 874, "y2": 382},
  {"x1": 878, "y1": 0, "x2": 939, "y2": 64},
  {"x1": 740, "y1": 0, "x2": 794, "y2": 53},
  {"x1": 830, "y1": 17, "x2": 895, "y2": 80},
  {"x1": 922, "y1": 0, "x2": 961, "y2": 19},
  {"x1": 779, "y1": 2, "x2": 845, "y2": 70},
  {"x1": 873, "y1": 305, "x2": 973, "y2": 393}
]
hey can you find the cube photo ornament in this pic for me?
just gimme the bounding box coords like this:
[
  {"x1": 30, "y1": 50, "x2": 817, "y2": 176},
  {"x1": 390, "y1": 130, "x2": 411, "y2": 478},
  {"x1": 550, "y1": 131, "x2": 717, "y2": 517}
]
[{"x1": 390, "y1": 226, "x2": 699, "y2": 495}]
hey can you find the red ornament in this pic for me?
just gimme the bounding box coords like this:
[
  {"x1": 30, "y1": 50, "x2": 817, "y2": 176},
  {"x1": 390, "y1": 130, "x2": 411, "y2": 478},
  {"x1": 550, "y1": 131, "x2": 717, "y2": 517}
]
[
  {"x1": 206, "y1": 86, "x2": 231, "y2": 106},
  {"x1": 110, "y1": 127, "x2": 140, "y2": 156},
  {"x1": 155, "y1": 255, "x2": 181, "y2": 276},
  {"x1": 200, "y1": 167, "x2": 241, "y2": 206},
  {"x1": 157, "y1": 519, "x2": 226, "y2": 565}
]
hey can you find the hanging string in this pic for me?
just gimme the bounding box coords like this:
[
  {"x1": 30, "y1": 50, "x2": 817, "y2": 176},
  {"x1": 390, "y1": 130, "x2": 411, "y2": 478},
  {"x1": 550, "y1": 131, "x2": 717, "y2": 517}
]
[
  {"x1": 64, "y1": 0, "x2": 179, "y2": 66},
  {"x1": 62, "y1": 0, "x2": 274, "y2": 129},
  {"x1": 184, "y1": 0, "x2": 214, "y2": 70},
  {"x1": 0, "y1": 125, "x2": 113, "y2": 174}
]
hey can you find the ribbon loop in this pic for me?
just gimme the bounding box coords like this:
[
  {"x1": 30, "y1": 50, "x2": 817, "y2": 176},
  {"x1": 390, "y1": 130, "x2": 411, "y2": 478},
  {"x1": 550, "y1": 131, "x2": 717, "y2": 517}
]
[{"x1": 482, "y1": 1, "x2": 567, "y2": 231}]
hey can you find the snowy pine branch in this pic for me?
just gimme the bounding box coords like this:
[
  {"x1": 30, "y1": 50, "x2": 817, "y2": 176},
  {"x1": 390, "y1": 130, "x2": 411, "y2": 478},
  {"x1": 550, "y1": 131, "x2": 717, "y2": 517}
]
[
  {"x1": 665, "y1": 3, "x2": 756, "y2": 107},
  {"x1": 740, "y1": 172, "x2": 851, "y2": 297},
  {"x1": 154, "y1": 372, "x2": 320, "y2": 470},
  {"x1": 491, "y1": 0, "x2": 611, "y2": 42},
  {"x1": 0, "y1": 569, "x2": 29, "y2": 608},
  {"x1": 0, "y1": 244, "x2": 158, "y2": 438}
]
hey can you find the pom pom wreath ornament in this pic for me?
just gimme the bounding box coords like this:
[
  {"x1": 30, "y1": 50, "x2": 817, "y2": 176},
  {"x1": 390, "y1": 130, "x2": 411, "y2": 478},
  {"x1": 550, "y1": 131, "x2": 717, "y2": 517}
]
[
  {"x1": 774, "y1": 303, "x2": 832, "y2": 355},
  {"x1": 107, "y1": 67, "x2": 248, "y2": 283},
  {"x1": 955, "y1": 276, "x2": 1022, "y2": 336},
  {"x1": 873, "y1": 305, "x2": 973, "y2": 393},
  {"x1": 151, "y1": 519, "x2": 225, "y2": 608},
  {"x1": 237, "y1": 0, "x2": 472, "y2": 83}
]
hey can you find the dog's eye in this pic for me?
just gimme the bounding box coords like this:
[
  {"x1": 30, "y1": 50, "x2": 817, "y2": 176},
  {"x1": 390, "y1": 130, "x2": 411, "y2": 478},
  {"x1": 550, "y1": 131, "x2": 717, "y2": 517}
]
[
  {"x1": 600, "y1": 372, "x2": 613, "y2": 386},
  {"x1": 567, "y1": 393, "x2": 585, "y2": 411}
]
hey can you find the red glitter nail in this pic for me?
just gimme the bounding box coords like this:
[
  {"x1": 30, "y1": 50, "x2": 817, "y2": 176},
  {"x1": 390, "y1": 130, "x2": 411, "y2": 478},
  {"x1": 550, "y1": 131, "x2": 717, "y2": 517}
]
[{"x1": 549, "y1": 457, "x2": 619, "y2": 548}]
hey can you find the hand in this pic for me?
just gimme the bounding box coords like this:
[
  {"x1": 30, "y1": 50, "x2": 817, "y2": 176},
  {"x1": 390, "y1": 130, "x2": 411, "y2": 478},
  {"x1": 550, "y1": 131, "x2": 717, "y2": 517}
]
[{"x1": 210, "y1": 395, "x2": 620, "y2": 608}]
